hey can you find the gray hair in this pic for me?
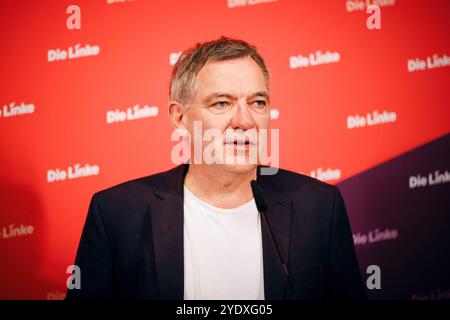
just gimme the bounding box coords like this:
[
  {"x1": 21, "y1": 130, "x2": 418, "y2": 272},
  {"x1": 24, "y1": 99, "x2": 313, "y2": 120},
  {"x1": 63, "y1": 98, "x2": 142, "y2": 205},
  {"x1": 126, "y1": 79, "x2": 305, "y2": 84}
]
[{"x1": 169, "y1": 36, "x2": 270, "y2": 106}]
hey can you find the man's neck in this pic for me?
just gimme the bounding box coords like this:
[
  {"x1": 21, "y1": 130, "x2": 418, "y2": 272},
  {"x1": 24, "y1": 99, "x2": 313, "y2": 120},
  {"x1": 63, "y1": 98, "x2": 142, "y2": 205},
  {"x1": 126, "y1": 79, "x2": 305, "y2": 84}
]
[{"x1": 184, "y1": 164, "x2": 257, "y2": 209}]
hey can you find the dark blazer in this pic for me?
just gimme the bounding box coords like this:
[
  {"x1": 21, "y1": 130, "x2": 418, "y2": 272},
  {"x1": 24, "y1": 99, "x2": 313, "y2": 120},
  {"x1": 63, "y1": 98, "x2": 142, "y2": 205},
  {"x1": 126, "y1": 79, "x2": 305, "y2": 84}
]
[{"x1": 66, "y1": 164, "x2": 367, "y2": 300}]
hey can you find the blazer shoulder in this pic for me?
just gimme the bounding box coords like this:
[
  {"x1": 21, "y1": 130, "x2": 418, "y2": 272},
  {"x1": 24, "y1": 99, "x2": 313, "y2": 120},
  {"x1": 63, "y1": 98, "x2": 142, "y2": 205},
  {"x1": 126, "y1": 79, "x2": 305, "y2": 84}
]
[
  {"x1": 91, "y1": 166, "x2": 178, "y2": 210},
  {"x1": 273, "y1": 168, "x2": 345, "y2": 236},
  {"x1": 272, "y1": 167, "x2": 337, "y2": 196}
]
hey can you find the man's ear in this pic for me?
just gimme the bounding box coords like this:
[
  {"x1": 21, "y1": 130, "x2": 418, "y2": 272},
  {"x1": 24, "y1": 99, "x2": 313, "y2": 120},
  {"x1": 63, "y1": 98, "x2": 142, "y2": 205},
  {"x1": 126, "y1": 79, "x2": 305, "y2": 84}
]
[{"x1": 168, "y1": 101, "x2": 188, "y2": 129}]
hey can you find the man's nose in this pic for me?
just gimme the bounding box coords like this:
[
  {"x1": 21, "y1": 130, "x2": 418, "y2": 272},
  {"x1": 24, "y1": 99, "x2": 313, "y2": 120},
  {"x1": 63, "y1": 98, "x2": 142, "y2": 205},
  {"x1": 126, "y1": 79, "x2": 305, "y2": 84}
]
[{"x1": 230, "y1": 102, "x2": 257, "y2": 130}]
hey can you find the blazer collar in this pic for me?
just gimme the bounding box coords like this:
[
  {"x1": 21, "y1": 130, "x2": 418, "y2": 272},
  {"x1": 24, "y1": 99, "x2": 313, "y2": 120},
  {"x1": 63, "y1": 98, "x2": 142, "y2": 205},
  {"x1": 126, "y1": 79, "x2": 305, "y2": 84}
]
[{"x1": 148, "y1": 164, "x2": 292, "y2": 300}]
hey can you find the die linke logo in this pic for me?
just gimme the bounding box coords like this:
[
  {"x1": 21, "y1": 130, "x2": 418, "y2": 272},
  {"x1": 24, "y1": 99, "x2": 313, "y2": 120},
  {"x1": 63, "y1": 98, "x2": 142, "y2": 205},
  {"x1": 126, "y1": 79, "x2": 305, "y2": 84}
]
[
  {"x1": 47, "y1": 291, "x2": 66, "y2": 300},
  {"x1": 347, "y1": 110, "x2": 397, "y2": 129},
  {"x1": 47, "y1": 163, "x2": 100, "y2": 183},
  {"x1": 346, "y1": 0, "x2": 395, "y2": 12},
  {"x1": 411, "y1": 288, "x2": 450, "y2": 301},
  {"x1": 0, "y1": 102, "x2": 35, "y2": 118},
  {"x1": 47, "y1": 43, "x2": 100, "y2": 62},
  {"x1": 409, "y1": 170, "x2": 450, "y2": 189},
  {"x1": 407, "y1": 54, "x2": 450, "y2": 73},
  {"x1": 106, "y1": 105, "x2": 159, "y2": 124},
  {"x1": 310, "y1": 167, "x2": 342, "y2": 182},
  {"x1": 0, "y1": 223, "x2": 34, "y2": 240},
  {"x1": 353, "y1": 227, "x2": 399, "y2": 246},
  {"x1": 289, "y1": 51, "x2": 340, "y2": 69},
  {"x1": 227, "y1": 0, "x2": 277, "y2": 8}
]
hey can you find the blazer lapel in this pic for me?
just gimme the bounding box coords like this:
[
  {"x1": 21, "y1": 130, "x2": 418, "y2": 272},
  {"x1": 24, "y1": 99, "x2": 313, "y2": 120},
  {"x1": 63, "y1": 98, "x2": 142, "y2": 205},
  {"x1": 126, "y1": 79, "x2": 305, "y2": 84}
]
[
  {"x1": 148, "y1": 164, "x2": 188, "y2": 300},
  {"x1": 257, "y1": 167, "x2": 293, "y2": 300}
]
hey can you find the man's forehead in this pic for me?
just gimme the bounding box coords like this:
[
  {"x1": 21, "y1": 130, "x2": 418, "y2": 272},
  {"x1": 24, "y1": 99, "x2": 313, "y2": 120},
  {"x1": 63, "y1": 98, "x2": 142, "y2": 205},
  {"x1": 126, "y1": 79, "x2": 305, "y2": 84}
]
[{"x1": 188, "y1": 56, "x2": 268, "y2": 104}]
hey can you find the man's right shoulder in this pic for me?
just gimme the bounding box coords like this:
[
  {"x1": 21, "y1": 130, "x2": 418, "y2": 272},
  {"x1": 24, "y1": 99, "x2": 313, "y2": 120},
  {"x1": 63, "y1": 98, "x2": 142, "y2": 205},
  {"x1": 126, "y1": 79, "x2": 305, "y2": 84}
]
[{"x1": 90, "y1": 166, "x2": 179, "y2": 212}]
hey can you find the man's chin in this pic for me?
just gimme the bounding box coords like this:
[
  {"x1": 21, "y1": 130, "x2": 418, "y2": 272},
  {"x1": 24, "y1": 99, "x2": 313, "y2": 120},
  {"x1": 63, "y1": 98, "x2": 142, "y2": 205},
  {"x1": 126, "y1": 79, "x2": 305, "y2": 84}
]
[{"x1": 220, "y1": 162, "x2": 258, "y2": 175}]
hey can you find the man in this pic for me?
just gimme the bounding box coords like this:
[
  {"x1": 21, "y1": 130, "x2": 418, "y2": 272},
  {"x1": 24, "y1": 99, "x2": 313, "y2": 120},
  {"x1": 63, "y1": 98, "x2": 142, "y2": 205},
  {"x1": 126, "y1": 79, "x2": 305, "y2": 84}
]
[{"x1": 66, "y1": 37, "x2": 366, "y2": 300}]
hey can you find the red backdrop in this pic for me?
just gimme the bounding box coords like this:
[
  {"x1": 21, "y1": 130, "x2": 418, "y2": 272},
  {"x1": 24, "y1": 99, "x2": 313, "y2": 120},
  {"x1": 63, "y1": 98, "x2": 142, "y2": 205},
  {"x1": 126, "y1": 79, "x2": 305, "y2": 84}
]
[{"x1": 0, "y1": 0, "x2": 449, "y2": 299}]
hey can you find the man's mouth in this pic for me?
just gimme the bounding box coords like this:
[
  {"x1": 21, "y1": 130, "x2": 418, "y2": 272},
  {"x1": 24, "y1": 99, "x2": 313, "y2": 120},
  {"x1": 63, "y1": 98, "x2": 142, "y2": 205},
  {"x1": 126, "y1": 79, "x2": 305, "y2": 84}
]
[{"x1": 225, "y1": 140, "x2": 254, "y2": 145}]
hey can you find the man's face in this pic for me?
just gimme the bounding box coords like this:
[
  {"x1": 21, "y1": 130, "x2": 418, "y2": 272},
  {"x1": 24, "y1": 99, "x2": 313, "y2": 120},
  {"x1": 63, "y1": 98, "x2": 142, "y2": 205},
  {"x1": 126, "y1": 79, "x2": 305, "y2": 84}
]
[{"x1": 184, "y1": 56, "x2": 271, "y2": 174}]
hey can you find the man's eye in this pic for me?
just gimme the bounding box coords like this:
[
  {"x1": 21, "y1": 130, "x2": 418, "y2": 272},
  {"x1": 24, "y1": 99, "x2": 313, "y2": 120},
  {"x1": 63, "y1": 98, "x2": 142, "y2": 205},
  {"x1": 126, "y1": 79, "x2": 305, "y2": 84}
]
[
  {"x1": 213, "y1": 101, "x2": 230, "y2": 108},
  {"x1": 253, "y1": 100, "x2": 267, "y2": 108}
]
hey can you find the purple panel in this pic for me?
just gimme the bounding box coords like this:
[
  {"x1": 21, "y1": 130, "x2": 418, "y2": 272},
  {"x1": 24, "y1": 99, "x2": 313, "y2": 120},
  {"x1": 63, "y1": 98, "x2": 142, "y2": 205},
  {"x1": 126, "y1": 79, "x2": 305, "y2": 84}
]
[{"x1": 338, "y1": 133, "x2": 450, "y2": 300}]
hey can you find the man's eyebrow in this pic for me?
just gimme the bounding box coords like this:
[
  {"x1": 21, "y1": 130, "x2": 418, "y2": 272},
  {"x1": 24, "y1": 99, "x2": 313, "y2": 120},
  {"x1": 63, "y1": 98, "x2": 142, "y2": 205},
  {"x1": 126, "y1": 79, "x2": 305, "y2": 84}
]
[
  {"x1": 248, "y1": 91, "x2": 270, "y2": 102},
  {"x1": 203, "y1": 91, "x2": 270, "y2": 103},
  {"x1": 203, "y1": 93, "x2": 236, "y2": 103}
]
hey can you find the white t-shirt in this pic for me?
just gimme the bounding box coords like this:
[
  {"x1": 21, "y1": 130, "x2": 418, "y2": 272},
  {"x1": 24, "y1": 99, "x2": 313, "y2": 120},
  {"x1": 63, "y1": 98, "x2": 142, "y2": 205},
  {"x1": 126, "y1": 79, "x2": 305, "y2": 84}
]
[{"x1": 183, "y1": 185, "x2": 265, "y2": 300}]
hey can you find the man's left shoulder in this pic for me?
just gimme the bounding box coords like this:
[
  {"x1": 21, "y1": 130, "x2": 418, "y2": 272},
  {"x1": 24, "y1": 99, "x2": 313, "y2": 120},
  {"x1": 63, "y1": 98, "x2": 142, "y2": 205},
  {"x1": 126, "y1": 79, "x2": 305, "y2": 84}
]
[
  {"x1": 264, "y1": 167, "x2": 338, "y2": 197},
  {"x1": 264, "y1": 167, "x2": 345, "y2": 224}
]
